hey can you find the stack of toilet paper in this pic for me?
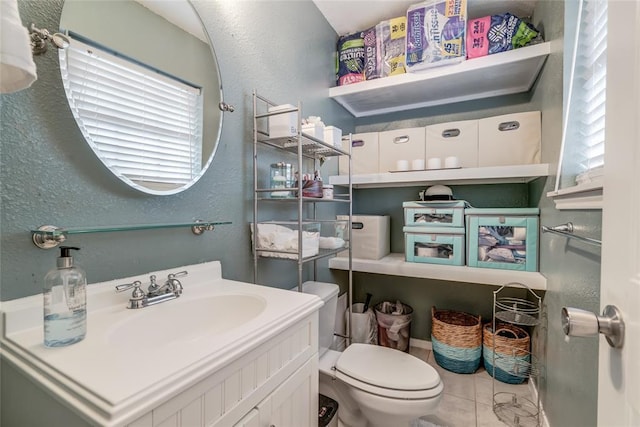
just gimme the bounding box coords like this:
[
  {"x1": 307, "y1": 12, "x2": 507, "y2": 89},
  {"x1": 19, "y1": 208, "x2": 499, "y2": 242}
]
[{"x1": 405, "y1": 0, "x2": 467, "y2": 71}]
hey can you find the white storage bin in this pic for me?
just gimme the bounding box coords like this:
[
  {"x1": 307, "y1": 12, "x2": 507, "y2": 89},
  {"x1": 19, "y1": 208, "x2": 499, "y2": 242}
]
[
  {"x1": 302, "y1": 122, "x2": 324, "y2": 140},
  {"x1": 268, "y1": 104, "x2": 298, "y2": 138},
  {"x1": 425, "y1": 120, "x2": 478, "y2": 168},
  {"x1": 337, "y1": 215, "x2": 390, "y2": 260},
  {"x1": 478, "y1": 111, "x2": 541, "y2": 167},
  {"x1": 338, "y1": 132, "x2": 379, "y2": 175},
  {"x1": 324, "y1": 126, "x2": 343, "y2": 148},
  {"x1": 378, "y1": 127, "x2": 426, "y2": 172}
]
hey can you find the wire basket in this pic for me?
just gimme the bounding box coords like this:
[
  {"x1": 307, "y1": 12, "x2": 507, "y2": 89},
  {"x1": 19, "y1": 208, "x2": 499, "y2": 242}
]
[
  {"x1": 483, "y1": 322, "x2": 532, "y2": 384},
  {"x1": 431, "y1": 307, "x2": 482, "y2": 374}
]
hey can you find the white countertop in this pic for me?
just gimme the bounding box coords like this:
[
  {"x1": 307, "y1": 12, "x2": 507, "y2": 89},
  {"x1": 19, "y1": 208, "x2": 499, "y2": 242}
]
[{"x1": 0, "y1": 261, "x2": 322, "y2": 425}]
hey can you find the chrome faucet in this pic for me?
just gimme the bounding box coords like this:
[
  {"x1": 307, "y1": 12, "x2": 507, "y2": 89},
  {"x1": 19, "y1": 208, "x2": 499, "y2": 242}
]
[{"x1": 115, "y1": 271, "x2": 188, "y2": 309}]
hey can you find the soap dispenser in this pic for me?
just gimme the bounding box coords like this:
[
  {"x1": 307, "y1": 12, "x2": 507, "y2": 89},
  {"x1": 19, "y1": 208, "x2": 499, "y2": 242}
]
[{"x1": 44, "y1": 246, "x2": 87, "y2": 347}]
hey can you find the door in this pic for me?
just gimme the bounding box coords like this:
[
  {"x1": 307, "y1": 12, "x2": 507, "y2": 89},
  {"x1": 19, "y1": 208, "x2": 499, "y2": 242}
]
[{"x1": 599, "y1": 1, "x2": 640, "y2": 425}]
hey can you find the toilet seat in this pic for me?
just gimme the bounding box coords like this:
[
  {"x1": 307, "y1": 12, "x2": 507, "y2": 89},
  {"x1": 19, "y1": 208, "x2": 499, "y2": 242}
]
[{"x1": 333, "y1": 344, "x2": 442, "y2": 400}]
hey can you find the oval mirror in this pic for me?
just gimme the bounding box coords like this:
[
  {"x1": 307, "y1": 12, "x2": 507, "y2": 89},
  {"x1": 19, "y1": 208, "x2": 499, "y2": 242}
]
[{"x1": 59, "y1": 0, "x2": 223, "y2": 195}]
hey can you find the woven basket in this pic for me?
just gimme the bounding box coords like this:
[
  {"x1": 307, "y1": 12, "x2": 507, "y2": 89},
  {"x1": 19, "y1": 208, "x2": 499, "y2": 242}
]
[
  {"x1": 431, "y1": 307, "x2": 482, "y2": 374},
  {"x1": 483, "y1": 322, "x2": 531, "y2": 384}
]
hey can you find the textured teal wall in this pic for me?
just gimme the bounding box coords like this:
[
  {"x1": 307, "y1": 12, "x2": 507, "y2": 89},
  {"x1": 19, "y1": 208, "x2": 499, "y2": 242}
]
[
  {"x1": 533, "y1": 2, "x2": 601, "y2": 426},
  {"x1": 0, "y1": 0, "x2": 354, "y2": 301}
]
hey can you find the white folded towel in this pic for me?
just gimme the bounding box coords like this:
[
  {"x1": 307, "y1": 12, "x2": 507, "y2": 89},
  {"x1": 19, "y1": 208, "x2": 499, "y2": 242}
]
[{"x1": 1, "y1": 0, "x2": 37, "y2": 93}]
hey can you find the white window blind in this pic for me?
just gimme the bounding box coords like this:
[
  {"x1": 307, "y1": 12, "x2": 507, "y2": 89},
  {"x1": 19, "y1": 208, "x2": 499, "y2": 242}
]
[
  {"x1": 557, "y1": 0, "x2": 607, "y2": 191},
  {"x1": 59, "y1": 36, "x2": 203, "y2": 187}
]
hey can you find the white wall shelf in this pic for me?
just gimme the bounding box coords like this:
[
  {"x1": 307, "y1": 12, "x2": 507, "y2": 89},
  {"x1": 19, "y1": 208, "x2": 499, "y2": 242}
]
[
  {"x1": 329, "y1": 253, "x2": 547, "y2": 290},
  {"x1": 329, "y1": 163, "x2": 551, "y2": 189},
  {"x1": 329, "y1": 42, "x2": 551, "y2": 118}
]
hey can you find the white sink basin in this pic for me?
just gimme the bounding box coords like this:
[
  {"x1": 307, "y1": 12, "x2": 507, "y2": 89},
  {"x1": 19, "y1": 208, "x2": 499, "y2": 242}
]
[{"x1": 105, "y1": 294, "x2": 267, "y2": 348}]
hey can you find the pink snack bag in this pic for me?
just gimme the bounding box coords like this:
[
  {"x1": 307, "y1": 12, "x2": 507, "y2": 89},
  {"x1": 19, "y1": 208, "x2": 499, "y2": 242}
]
[{"x1": 466, "y1": 16, "x2": 490, "y2": 58}]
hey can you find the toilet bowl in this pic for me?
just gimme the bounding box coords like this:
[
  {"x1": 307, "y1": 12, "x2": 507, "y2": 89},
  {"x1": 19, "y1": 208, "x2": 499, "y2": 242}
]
[{"x1": 296, "y1": 281, "x2": 444, "y2": 427}]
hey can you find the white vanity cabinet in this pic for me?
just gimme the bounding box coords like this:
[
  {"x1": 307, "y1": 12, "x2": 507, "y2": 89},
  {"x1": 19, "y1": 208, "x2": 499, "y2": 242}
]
[
  {"x1": 127, "y1": 313, "x2": 319, "y2": 427},
  {"x1": 0, "y1": 261, "x2": 322, "y2": 427}
]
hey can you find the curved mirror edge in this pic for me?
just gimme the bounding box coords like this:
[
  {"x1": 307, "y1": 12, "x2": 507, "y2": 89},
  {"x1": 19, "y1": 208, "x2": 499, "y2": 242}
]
[{"x1": 58, "y1": 0, "x2": 224, "y2": 196}]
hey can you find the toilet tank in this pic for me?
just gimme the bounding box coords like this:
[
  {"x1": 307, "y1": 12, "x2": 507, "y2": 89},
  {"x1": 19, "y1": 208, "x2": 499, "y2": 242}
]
[{"x1": 294, "y1": 281, "x2": 339, "y2": 357}]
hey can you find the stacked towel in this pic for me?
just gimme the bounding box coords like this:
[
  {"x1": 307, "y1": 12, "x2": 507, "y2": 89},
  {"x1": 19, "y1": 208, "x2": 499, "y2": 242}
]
[{"x1": 0, "y1": 0, "x2": 37, "y2": 93}]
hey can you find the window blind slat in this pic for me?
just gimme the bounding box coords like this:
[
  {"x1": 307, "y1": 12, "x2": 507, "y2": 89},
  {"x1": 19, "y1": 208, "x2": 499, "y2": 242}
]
[{"x1": 60, "y1": 35, "x2": 203, "y2": 185}]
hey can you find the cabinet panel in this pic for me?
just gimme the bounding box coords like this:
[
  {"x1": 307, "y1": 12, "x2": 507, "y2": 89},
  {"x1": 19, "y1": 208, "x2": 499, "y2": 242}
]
[
  {"x1": 233, "y1": 409, "x2": 260, "y2": 427},
  {"x1": 257, "y1": 357, "x2": 318, "y2": 427}
]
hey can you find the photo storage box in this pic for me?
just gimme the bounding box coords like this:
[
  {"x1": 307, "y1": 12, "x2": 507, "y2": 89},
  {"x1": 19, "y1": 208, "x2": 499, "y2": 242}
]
[
  {"x1": 337, "y1": 215, "x2": 390, "y2": 260},
  {"x1": 465, "y1": 208, "x2": 539, "y2": 271},
  {"x1": 404, "y1": 226, "x2": 465, "y2": 265},
  {"x1": 403, "y1": 200, "x2": 466, "y2": 228}
]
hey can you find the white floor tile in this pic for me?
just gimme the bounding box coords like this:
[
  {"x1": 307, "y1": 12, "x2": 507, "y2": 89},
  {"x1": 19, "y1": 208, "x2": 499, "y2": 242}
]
[
  {"x1": 418, "y1": 393, "x2": 477, "y2": 427},
  {"x1": 476, "y1": 402, "x2": 507, "y2": 427},
  {"x1": 474, "y1": 376, "x2": 532, "y2": 407},
  {"x1": 410, "y1": 346, "x2": 430, "y2": 362}
]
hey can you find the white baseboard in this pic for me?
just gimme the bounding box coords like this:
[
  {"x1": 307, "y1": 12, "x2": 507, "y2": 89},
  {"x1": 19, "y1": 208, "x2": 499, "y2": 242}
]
[
  {"x1": 410, "y1": 337, "x2": 432, "y2": 350},
  {"x1": 529, "y1": 378, "x2": 550, "y2": 427}
]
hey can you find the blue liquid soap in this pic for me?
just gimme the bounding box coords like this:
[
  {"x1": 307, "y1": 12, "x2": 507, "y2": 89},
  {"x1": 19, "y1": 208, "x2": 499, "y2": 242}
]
[{"x1": 44, "y1": 310, "x2": 86, "y2": 347}]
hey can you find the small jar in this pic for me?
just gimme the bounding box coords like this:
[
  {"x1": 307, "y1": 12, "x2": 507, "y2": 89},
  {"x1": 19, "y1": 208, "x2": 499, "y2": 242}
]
[
  {"x1": 270, "y1": 163, "x2": 293, "y2": 198},
  {"x1": 322, "y1": 184, "x2": 334, "y2": 199}
]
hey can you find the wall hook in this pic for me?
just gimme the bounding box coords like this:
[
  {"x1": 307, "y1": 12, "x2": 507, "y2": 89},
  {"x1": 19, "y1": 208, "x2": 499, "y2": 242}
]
[
  {"x1": 219, "y1": 102, "x2": 235, "y2": 112},
  {"x1": 29, "y1": 24, "x2": 70, "y2": 55}
]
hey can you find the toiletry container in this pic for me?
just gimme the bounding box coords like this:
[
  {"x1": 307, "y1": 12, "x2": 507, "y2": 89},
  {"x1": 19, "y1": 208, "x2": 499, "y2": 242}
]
[{"x1": 44, "y1": 246, "x2": 87, "y2": 347}]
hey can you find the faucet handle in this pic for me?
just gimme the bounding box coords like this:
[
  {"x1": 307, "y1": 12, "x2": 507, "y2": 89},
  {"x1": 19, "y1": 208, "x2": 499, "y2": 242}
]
[
  {"x1": 147, "y1": 274, "x2": 160, "y2": 293},
  {"x1": 166, "y1": 271, "x2": 187, "y2": 296},
  {"x1": 115, "y1": 280, "x2": 145, "y2": 299}
]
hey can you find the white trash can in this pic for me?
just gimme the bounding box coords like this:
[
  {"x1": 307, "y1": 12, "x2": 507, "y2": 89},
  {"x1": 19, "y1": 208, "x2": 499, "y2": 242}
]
[{"x1": 347, "y1": 303, "x2": 378, "y2": 345}]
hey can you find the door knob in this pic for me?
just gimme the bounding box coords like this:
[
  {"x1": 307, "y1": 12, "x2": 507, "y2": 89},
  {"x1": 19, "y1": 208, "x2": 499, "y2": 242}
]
[{"x1": 561, "y1": 305, "x2": 625, "y2": 348}]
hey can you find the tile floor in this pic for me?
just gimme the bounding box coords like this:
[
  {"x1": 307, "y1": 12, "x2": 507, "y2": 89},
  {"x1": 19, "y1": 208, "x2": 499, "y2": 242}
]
[{"x1": 408, "y1": 346, "x2": 539, "y2": 427}]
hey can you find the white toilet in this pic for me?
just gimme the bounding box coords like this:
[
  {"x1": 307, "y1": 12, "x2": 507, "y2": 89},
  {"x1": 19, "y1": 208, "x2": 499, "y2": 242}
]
[{"x1": 298, "y1": 281, "x2": 444, "y2": 427}]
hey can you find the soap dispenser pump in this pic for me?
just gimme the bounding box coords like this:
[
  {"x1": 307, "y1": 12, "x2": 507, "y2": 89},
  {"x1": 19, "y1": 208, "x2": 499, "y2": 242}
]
[{"x1": 43, "y1": 246, "x2": 87, "y2": 347}]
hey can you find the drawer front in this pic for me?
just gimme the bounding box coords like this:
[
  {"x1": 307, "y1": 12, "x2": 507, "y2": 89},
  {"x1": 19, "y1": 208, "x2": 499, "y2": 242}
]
[
  {"x1": 478, "y1": 111, "x2": 541, "y2": 167},
  {"x1": 405, "y1": 231, "x2": 465, "y2": 265},
  {"x1": 338, "y1": 132, "x2": 379, "y2": 175},
  {"x1": 378, "y1": 127, "x2": 426, "y2": 172},
  {"x1": 425, "y1": 120, "x2": 478, "y2": 168}
]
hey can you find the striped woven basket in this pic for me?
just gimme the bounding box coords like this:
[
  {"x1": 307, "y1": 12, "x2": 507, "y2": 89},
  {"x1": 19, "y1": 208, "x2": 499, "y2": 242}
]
[
  {"x1": 483, "y1": 322, "x2": 531, "y2": 384},
  {"x1": 431, "y1": 307, "x2": 482, "y2": 374}
]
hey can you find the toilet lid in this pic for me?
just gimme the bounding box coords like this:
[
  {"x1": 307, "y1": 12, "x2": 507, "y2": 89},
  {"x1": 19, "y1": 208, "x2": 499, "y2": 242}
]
[{"x1": 336, "y1": 343, "x2": 440, "y2": 391}]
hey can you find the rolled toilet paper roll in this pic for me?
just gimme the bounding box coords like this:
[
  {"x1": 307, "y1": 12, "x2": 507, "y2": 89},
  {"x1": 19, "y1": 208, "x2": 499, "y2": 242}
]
[
  {"x1": 444, "y1": 156, "x2": 460, "y2": 168},
  {"x1": 396, "y1": 159, "x2": 410, "y2": 171},
  {"x1": 411, "y1": 159, "x2": 425, "y2": 170},
  {"x1": 427, "y1": 158, "x2": 442, "y2": 169}
]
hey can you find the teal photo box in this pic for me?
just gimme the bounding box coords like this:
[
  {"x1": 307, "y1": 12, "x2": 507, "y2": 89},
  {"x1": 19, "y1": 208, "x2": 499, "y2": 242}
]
[
  {"x1": 403, "y1": 200, "x2": 467, "y2": 228},
  {"x1": 404, "y1": 226, "x2": 465, "y2": 266},
  {"x1": 465, "y1": 208, "x2": 539, "y2": 272}
]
